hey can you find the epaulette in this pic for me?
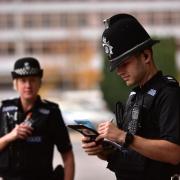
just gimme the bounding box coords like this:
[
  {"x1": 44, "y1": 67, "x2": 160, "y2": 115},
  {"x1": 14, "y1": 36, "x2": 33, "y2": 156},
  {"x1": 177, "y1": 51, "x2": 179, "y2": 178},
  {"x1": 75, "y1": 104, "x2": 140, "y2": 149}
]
[
  {"x1": 41, "y1": 99, "x2": 59, "y2": 109},
  {"x1": 1, "y1": 98, "x2": 18, "y2": 106},
  {"x1": 1, "y1": 98, "x2": 18, "y2": 112},
  {"x1": 163, "y1": 75, "x2": 179, "y2": 87}
]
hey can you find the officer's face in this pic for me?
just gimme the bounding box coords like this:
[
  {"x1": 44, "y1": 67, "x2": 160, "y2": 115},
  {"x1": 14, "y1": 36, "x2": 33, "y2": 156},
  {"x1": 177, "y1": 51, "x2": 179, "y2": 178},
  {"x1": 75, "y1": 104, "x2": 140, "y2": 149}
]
[
  {"x1": 15, "y1": 76, "x2": 41, "y2": 101},
  {"x1": 116, "y1": 53, "x2": 148, "y2": 86}
]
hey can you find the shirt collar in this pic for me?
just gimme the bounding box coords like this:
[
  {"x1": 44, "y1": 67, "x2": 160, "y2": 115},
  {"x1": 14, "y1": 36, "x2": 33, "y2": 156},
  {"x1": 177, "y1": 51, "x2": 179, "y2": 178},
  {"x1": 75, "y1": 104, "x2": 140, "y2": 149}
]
[
  {"x1": 17, "y1": 95, "x2": 41, "y2": 114},
  {"x1": 133, "y1": 71, "x2": 163, "y2": 93}
]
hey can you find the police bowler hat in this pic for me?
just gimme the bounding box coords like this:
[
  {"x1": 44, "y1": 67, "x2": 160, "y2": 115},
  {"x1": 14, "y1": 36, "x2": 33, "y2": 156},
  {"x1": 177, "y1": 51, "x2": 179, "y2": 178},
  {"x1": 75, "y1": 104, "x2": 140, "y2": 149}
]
[
  {"x1": 11, "y1": 57, "x2": 43, "y2": 79},
  {"x1": 102, "y1": 14, "x2": 159, "y2": 71}
]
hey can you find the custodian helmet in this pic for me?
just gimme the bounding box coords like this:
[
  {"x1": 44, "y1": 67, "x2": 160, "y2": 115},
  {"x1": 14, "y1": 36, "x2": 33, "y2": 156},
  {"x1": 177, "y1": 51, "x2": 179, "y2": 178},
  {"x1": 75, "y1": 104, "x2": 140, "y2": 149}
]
[{"x1": 102, "y1": 14, "x2": 159, "y2": 71}]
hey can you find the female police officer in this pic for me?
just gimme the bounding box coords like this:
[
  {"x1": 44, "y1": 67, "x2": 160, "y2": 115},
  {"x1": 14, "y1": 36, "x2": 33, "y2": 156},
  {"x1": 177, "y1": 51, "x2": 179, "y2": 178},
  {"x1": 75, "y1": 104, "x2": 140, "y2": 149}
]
[
  {"x1": 0, "y1": 57, "x2": 75, "y2": 180},
  {"x1": 82, "y1": 14, "x2": 180, "y2": 180}
]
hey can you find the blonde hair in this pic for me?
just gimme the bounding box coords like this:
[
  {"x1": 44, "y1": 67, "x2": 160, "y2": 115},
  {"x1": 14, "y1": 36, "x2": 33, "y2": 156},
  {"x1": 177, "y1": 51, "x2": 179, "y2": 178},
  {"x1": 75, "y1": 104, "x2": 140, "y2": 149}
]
[{"x1": 13, "y1": 79, "x2": 18, "y2": 91}]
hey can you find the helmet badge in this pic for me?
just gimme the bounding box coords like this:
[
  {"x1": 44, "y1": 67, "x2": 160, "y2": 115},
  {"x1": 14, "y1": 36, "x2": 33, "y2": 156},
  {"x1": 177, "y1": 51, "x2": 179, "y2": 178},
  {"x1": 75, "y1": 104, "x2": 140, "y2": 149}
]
[
  {"x1": 102, "y1": 37, "x2": 113, "y2": 57},
  {"x1": 24, "y1": 62, "x2": 30, "y2": 71}
]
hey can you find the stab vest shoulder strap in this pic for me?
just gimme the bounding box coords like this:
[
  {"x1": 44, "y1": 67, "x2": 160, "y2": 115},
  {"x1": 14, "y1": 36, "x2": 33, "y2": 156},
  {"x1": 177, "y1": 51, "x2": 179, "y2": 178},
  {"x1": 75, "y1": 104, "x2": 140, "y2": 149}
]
[{"x1": 143, "y1": 75, "x2": 179, "y2": 110}]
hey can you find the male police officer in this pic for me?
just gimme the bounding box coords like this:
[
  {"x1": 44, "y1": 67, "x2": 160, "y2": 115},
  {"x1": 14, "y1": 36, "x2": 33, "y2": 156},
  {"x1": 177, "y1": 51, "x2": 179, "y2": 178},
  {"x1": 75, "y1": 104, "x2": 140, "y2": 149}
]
[
  {"x1": 82, "y1": 14, "x2": 180, "y2": 180},
  {"x1": 0, "y1": 57, "x2": 75, "y2": 180}
]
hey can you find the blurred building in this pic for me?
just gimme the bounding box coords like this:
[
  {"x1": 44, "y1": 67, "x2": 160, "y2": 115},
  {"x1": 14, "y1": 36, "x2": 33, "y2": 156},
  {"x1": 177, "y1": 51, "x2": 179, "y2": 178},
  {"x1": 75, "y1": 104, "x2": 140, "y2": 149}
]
[{"x1": 0, "y1": 0, "x2": 180, "y2": 89}]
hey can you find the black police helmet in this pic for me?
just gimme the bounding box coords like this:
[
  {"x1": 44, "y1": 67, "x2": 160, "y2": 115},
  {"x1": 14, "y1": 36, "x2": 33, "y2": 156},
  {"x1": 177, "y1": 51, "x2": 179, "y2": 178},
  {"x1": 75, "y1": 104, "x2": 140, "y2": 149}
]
[
  {"x1": 102, "y1": 14, "x2": 160, "y2": 71},
  {"x1": 11, "y1": 57, "x2": 43, "y2": 79}
]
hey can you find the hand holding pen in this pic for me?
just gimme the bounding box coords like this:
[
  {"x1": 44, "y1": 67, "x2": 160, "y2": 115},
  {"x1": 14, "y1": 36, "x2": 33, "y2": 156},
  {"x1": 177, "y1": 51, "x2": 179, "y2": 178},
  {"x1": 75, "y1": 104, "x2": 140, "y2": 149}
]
[{"x1": 96, "y1": 118, "x2": 125, "y2": 143}]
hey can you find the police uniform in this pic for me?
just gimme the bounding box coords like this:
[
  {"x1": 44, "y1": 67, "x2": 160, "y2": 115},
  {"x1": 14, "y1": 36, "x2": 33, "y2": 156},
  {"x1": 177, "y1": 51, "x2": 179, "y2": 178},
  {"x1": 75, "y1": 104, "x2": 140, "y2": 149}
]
[
  {"x1": 101, "y1": 14, "x2": 180, "y2": 180},
  {"x1": 0, "y1": 96, "x2": 72, "y2": 180},
  {"x1": 107, "y1": 71, "x2": 180, "y2": 180},
  {"x1": 0, "y1": 57, "x2": 72, "y2": 180}
]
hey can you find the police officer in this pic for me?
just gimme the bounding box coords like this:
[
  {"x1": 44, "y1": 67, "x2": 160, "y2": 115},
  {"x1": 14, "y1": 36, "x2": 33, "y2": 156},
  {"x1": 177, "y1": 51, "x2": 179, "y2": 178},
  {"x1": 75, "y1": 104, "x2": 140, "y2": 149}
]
[
  {"x1": 0, "y1": 57, "x2": 75, "y2": 180},
  {"x1": 82, "y1": 14, "x2": 180, "y2": 180}
]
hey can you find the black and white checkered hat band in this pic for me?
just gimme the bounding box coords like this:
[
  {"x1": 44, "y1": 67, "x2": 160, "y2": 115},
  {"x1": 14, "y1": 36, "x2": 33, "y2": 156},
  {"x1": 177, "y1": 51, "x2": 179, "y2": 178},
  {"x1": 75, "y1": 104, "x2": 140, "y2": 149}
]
[{"x1": 14, "y1": 67, "x2": 40, "y2": 76}]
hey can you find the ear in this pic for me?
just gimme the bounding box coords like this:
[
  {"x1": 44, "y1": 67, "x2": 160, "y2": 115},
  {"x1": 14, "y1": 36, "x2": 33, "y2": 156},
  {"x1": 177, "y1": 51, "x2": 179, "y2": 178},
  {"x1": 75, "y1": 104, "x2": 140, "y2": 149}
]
[
  {"x1": 144, "y1": 52, "x2": 148, "y2": 59},
  {"x1": 142, "y1": 49, "x2": 152, "y2": 63}
]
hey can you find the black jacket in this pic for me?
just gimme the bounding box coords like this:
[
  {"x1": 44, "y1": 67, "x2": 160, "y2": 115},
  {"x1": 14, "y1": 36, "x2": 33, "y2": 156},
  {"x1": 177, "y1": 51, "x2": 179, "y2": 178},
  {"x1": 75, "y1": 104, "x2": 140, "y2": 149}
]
[
  {"x1": 108, "y1": 72, "x2": 180, "y2": 180},
  {"x1": 0, "y1": 96, "x2": 72, "y2": 179}
]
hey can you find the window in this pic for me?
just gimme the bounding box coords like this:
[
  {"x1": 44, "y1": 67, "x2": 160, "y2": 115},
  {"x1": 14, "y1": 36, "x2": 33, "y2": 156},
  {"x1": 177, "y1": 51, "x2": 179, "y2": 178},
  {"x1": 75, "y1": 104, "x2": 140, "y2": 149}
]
[
  {"x1": 0, "y1": 14, "x2": 15, "y2": 29},
  {"x1": 0, "y1": 42, "x2": 15, "y2": 55}
]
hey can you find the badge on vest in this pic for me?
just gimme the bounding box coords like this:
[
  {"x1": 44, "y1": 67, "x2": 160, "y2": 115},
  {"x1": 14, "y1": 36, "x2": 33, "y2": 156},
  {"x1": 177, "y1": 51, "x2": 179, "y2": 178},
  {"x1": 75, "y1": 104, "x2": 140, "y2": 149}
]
[
  {"x1": 147, "y1": 89, "x2": 157, "y2": 96},
  {"x1": 39, "y1": 108, "x2": 50, "y2": 115},
  {"x1": 26, "y1": 136, "x2": 42, "y2": 143}
]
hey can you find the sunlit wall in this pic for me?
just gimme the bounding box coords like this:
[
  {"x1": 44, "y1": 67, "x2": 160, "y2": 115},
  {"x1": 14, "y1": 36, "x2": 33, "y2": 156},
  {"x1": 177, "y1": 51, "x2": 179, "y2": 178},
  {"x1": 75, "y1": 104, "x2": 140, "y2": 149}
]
[{"x1": 0, "y1": 0, "x2": 180, "y2": 90}]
